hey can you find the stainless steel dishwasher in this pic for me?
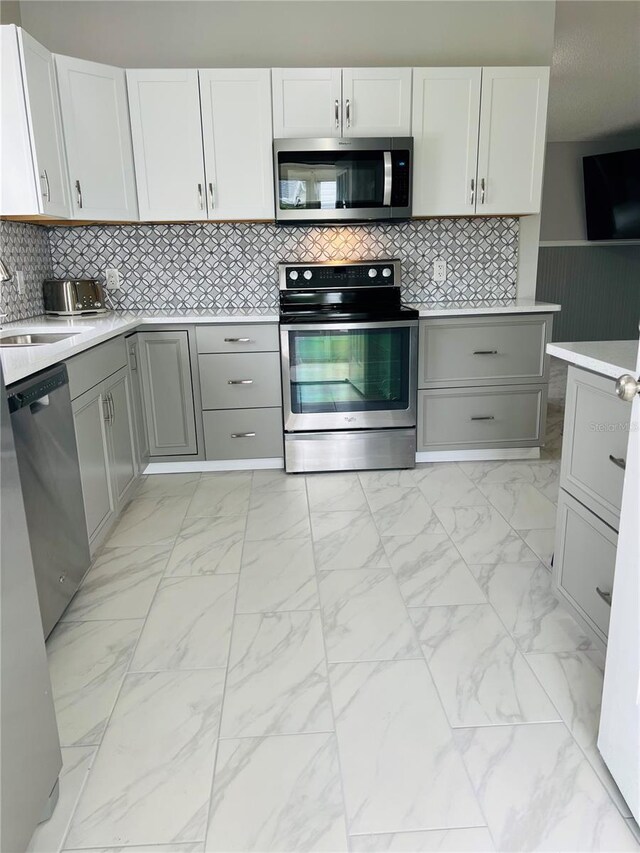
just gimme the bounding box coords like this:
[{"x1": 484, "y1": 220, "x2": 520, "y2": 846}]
[{"x1": 7, "y1": 363, "x2": 90, "y2": 637}]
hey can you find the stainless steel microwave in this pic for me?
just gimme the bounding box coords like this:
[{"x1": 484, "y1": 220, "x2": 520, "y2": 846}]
[{"x1": 273, "y1": 137, "x2": 413, "y2": 224}]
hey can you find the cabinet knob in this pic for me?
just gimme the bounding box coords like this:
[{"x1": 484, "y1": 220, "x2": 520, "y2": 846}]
[{"x1": 615, "y1": 373, "x2": 640, "y2": 402}]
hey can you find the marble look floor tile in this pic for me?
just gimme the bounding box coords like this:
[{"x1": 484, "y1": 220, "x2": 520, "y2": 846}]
[
  {"x1": 187, "y1": 473, "x2": 252, "y2": 517},
  {"x1": 130, "y1": 576, "x2": 237, "y2": 671},
  {"x1": 383, "y1": 534, "x2": 485, "y2": 607},
  {"x1": 470, "y1": 562, "x2": 594, "y2": 652},
  {"x1": 307, "y1": 472, "x2": 368, "y2": 512},
  {"x1": 460, "y1": 460, "x2": 560, "y2": 489},
  {"x1": 236, "y1": 538, "x2": 319, "y2": 613},
  {"x1": 107, "y1": 497, "x2": 190, "y2": 547},
  {"x1": 456, "y1": 723, "x2": 638, "y2": 851},
  {"x1": 411, "y1": 604, "x2": 560, "y2": 727},
  {"x1": 519, "y1": 528, "x2": 555, "y2": 569},
  {"x1": 164, "y1": 516, "x2": 245, "y2": 577},
  {"x1": 66, "y1": 670, "x2": 225, "y2": 848},
  {"x1": 61, "y1": 544, "x2": 170, "y2": 621},
  {"x1": 28, "y1": 747, "x2": 95, "y2": 853},
  {"x1": 479, "y1": 482, "x2": 557, "y2": 530},
  {"x1": 366, "y1": 487, "x2": 445, "y2": 536},
  {"x1": 319, "y1": 570, "x2": 421, "y2": 663},
  {"x1": 526, "y1": 651, "x2": 632, "y2": 818},
  {"x1": 220, "y1": 611, "x2": 332, "y2": 737},
  {"x1": 47, "y1": 619, "x2": 142, "y2": 747},
  {"x1": 435, "y1": 506, "x2": 538, "y2": 565},
  {"x1": 245, "y1": 490, "x2": 310, "y2": 541},
  {"x1": 413, "y1": 464, "x2": 488, "y2": 508},
  {"x1": 330, "y1": 660, "x2": 484, "y2": 834},
  {"x1": 136, "y1": 473, "x2": 201, "y2": 498},
  {"x1": 358, "y1": 469, "x2": 417, "y2": 493},
  {"x1": 349, "y1": 828, "x2": 495, "y2": 852},
  {"x1": 251, "y1": 468, "x2": 306, "y2": 493},
  {"x1": 65, "y1": 846, "x2": 203, "y2": 852},
  {"x1": 311, "y1": 510, "x2": 389, "y2": 571},
  {"x1": 205, "y1": 734, "x2": 347, "y2": 852}
]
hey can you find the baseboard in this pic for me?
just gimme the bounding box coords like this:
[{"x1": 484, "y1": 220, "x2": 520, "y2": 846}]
[
  {"x1": 144, "y1": 458, "x2": 285, "y2": 474},
  {"x1": 416, "y1": 447, "x2": 541, "y2": 463}
]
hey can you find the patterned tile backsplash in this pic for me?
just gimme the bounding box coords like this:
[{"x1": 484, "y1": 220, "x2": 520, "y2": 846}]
[
  {"x1": 1, "y1": 217, "x2": 519, "y2": 318},
  {"x1": 0, "y1": 221, "x2": 52, "y2": 322}
]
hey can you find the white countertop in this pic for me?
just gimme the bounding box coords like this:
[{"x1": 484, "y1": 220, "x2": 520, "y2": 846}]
[
  {"x1": 407, "y1": 298, "x2": 561, "y2": 317},
  {"x1": 547, "y1": 340, "x2": 639, "y2": 380},
  {"x1": 0, "y1": 309, "x2": 279, "y2": 386}
]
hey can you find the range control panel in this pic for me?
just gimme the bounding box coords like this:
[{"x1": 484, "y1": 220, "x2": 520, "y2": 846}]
[{"x1": 279, "y1": 260, "x2": 401, "y2": 290}]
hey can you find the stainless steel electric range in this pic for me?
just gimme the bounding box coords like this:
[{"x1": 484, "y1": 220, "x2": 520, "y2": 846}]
[{"x1": 279, "y1": 259, "x2": 419, "y2": 473}]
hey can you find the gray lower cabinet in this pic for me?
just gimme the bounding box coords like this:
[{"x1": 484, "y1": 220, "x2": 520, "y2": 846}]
[
  {"x1": 199, "y1": 352, "x2": 282, "y2": 410},
  {"x1": 203, "y1": 408, "x2": 283, "y2": 459},
  {"x1": 126, "y1": 334, "x2": 150, "y2": 473},
  {"x1": 136, "y1": 330, "x2": 198, "y2": 456}
]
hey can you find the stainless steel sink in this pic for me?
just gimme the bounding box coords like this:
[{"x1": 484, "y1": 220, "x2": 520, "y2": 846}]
[{"x1": 0, "y1": 332, "x2": 83, "y2": 346}]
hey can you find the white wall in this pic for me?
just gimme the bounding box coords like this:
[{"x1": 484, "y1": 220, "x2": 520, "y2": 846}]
[{"x1": 18, "y1": 0, "x2": 555, "y2": 68}]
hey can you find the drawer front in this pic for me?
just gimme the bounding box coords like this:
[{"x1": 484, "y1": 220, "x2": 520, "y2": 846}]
[
  {"x1": 66, "y1": 335, "x2": 127, "y2": 400},
  {"x1": 417, "y1": 385, "x2": 545, "y2": 450},
  {"x1": 555, "y1": 489, "x2": 617, "y2": 639},
  {"x1": 196, "y1": 324, "x2": 279, "y2": 354},
  {"x1": 199, "y1": 352, "x2": 282, "y2": 409},
  {"x1": 561, "y1": 366, "x2": 631, "y2": 529},
  {"x1": 203, "y1": 408, "x2": 283, "y2": 460},
  {"x1": 418, "y1": 315, "x2": 551, "y2": 387}
]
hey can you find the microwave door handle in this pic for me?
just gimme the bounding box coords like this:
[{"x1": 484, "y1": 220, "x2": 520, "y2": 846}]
[{"x1": 383, "y1": 151, "x2": 392, "y2": 206}]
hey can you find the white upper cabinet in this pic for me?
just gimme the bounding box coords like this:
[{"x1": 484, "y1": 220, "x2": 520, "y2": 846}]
[
  {"x1": 342, "y1": 68, "x2": 412, "y2": 137},
  {"x1": 55, "y1": 54, "x2": 138, "y2": 220},
  {"x1": 412, "y1": 68, "x2": 481, "y2": 217},
  {"x1": 127, "y1": 69, "x2": 207, "y2": 221},
  {"x1": 476, "y1": 67, "x2": 550, "y2": 215},
  {"x1": 0, "y1": 25, "x2": 70, "y2": 217},
  {"x1": 272, "y1": 68, "x2": 342, "y2": 138},
  {"x1": 199, "y1": 69, "x2": 274, "y2": 220}
]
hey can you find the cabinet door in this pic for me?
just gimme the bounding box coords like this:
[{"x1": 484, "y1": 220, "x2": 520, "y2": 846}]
[
  {"x1": 342, "y1": 68, "x2": 412, "y2": 137},
  {"x1": 72, "y1": 384, "x2": 114, "y2": 543},
  {"x1": 127, "y1": 69, "x2": 207, "y2": 221},
  {"x1": 137, "y1": 331, "x2": 197, "y2": 456},
  {"x1": 127, "y1": 335, "x2": 150, "y2": 473},
  {"x1": 272, "y1": 68, "x2": 342, "y2": 138},
  {"x1": 55, "y1": 54, "x2": 138, "y2": 220},
  {"x1": 412, "y1": 68, "x2": 481, "y2": 216},
  {"x1": 200, "y1": 69, "x2": 274, "y2": 220},
  {"x1": 104, "y1": 367, "x2": 138, "y2": 509},
  {"x1": 476, "y1": 67, "x2": 549, "y2": 215},
  {"x1": 19, "y1": 30, "x2": 70, "y2": 218}
]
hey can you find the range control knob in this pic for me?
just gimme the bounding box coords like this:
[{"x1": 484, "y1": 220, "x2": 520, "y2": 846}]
[
  {"x1": 75, "y1": 302, "x2": 82, "y2": 309},
  {"x1": 303, "y1": 270, "x2": 313, "y2": 280},
  {"x1": 382, "y1": 267, "x2": 392, "y2": 278},
  {"x1": 289, "y1": 270, "x2": 299, "y2": 280},
  {"x1": 368, "y1": 268, "x2": 377, "y2": 278},
  {"x1": 95, "y1": 301, "x2": 102, "y2": 308}
]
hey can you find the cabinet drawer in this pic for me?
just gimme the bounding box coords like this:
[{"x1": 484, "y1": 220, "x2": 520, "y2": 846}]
[
  {"x1": 199, "y1": 352, "x2": 282, "y2": 409},
  {"x1": 417, "y1": 385, "x2": 545, "y2": 451},
  {"x1": 203, "y1": 408, "x2": 283, "y2": 460},
  {"x1": 196, "y1": 324, "x2": 279, "y2": 353},
  {"x1": 555, "y1": 489, "x2": 616, "y2": 640},
  {"x1": 560, "y1": 367, "x2": 631, "y2": 530},
  {"x1": 418, "y1": 315, "x2": 551, "y2": 387},
  {"x1": 66, "y1": 335, "x2": 127, "y2": 400}
]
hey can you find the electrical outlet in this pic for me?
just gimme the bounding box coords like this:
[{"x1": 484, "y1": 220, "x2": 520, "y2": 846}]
[
  {"x1": 15, "y1": 270, "x2": 25, "y2": 294},
  {"x1": 433, "y1": 259, "x2": 447, "y2": 283},
  {"x1": 105, "y1": 268, "x2": 122, "y2": 291}
]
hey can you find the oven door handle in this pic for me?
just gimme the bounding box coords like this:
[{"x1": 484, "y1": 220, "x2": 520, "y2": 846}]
[
  {"x1": 280, "y1": 319, "x2": 419, "y2": 333},
  {"x1": 383, "y1": 151, "x2": 392, "y2": 206}
]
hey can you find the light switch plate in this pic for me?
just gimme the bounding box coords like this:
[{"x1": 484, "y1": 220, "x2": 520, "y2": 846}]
[
  {"x1": 105, "y1": 268, "x2": 122, "y2": 290},
  {"x1": 433, "y1": 260, "x2": 447, "y2": 283}
]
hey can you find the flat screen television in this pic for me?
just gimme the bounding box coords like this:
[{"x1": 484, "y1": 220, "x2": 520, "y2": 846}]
[{"x1": 583, "y1": 148, "x2": 640, "y2": 240}]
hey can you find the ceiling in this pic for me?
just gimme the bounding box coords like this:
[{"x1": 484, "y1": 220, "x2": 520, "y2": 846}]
[{"x1": 547, "y1": 0, "x2": 640, "y2": 143}]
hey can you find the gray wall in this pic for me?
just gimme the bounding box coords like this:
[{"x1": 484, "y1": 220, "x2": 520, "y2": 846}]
[
  {"x1": 18, "y1": 0, "x2": 555, "y2": 68},
  {"x1": 0, "y1": 1, "x2": 21, "y2": 25}
]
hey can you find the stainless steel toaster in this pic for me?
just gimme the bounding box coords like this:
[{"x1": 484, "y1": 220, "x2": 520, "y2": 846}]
[{"x1": 43, "y1": 279, "x2": 107, "y2": 315}]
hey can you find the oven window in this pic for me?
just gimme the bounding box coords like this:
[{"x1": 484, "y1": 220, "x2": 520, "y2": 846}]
[
  {"x1": 288, "y1": 327, "x2": 411, "y2": 413},
  {"x1": 278, "y1": 151, "x2": 384, "y2": 210}
]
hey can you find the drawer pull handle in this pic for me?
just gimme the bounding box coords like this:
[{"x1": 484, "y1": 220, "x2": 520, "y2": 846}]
[
  {"x1": 228, "y1": 379, "x2": 253, "y2": 385},
  {"x1": 224, "y1": 337, "x2": 252, "y2": 343},
  {"x1": 473, "y1": 350, "x2": 498, "y2": 355},
  {"x1": 596, "y1": 586, "x2": 612, "y2": 606},
  {"x1": 608, "y1": 454, "x2": 626, "y2": 471},
  {"x1": 231, "y1": 432, "x2": 256, "y2": 439},
  {"x1": 471, "y1": 415, "x2": 495, "y2": 421}
]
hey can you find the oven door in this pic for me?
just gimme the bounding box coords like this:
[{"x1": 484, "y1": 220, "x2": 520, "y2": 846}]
[
  {"x1": 280, "y1": 320, "x2": 418, "y2": 432},
  {"x1": 274, "y1": 137, "x2": 412, "y2": 223}
]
